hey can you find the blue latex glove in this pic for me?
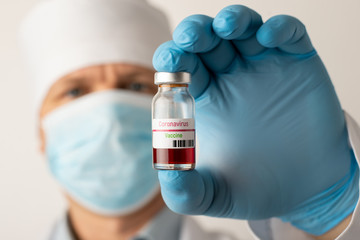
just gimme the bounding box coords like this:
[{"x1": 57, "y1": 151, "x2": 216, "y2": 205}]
[{"x1": 153, "y1": 5, "x2": 359, "y2": 236}]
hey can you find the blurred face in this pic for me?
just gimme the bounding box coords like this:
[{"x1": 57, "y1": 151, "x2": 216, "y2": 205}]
[
  {"x1": 39, "y1": 63, "x2": 157, "y2": 153},
  {"x1": 39, "y1": 63, "x2": 162, "y2": 216}
]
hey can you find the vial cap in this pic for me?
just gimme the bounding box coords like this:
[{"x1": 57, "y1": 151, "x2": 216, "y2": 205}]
[{"x1": 154, "y1": 72, "x2": 191, "y2": 85}]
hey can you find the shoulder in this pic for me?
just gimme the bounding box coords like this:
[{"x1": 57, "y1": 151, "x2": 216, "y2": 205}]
[
  {"x1": 179, "y1": 216, "x2": 238, "y2": 240},
  {"x1": 248, "y1": 218, "x2": 313, "y2": 240},
  {"x1": 45, "y1": 214, "x2": 74, "y2": 240}
]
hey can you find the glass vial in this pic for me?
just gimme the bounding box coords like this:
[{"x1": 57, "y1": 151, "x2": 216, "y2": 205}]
[{"x1": 152, "y1": 72, "x2": 195, "y2": 170}]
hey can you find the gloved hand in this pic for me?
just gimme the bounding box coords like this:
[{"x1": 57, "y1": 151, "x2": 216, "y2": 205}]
[{"x1": 153, "y1": 5, "x2": 359, "y2": 236}]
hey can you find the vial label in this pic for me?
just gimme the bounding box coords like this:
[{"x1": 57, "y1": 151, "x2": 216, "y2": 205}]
[{"x1": 152, "y1": 118, "x2": 195, "y2": 149}]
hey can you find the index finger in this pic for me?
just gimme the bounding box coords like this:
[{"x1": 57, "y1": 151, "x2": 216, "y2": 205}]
[{"x1": 153, "y1": 41, "x2": 211, "y2": 98}]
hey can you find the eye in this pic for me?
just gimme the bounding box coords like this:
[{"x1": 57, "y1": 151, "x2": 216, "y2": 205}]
[
  {"x1": 65, "y1": 88, "x2": 84, "y2": 98},
  {"x1": 128, "y1": 82, "x2": 147, "y2": 92}
]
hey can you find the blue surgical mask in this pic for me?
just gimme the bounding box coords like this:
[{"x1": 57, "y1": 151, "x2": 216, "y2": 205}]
[{"x1": 42, "y1": 90, "x2": 159, "y2": 215}]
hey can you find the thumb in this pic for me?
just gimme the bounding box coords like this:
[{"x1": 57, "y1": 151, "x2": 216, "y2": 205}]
[{"x1": 158, "y1": 168, "x2": 232, "y2": 217}]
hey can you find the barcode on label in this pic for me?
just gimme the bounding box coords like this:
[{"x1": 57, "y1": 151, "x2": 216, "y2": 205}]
[{"x1": 172, "y1": 140, "x2": 194, "y2": 148}]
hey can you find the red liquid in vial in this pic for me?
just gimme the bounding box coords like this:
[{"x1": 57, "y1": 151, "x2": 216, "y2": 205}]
[{"x1": 153, "y1": 148, "x2": 195, "y2": 165}]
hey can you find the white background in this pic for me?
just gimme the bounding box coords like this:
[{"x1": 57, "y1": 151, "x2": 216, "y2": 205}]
[{"x1": 1, "y1": 0, "x2": 360, "y2": 239}]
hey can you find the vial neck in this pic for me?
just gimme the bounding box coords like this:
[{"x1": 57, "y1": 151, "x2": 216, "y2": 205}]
[
  {"x1": 159, "y1": 84, "x2": 189, "y2": 92},
  {"x1": 159, "y1": 84, "x2": 188, "y2": 88}
]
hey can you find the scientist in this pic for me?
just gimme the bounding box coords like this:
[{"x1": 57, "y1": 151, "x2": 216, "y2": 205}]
[
  {"x1": 20, "y1": 1, "x2": 234, "y2": 239},
  {"x1": 19, "y1": 0, "x2": 360, "y2": 240}
]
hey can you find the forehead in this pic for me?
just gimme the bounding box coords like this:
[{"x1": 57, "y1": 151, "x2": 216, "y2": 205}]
[{"x1": 61, "y1": 63, "x2": 155, "y2": 80}]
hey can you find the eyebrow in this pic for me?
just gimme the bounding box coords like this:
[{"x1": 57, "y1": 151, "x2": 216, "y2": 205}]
[
  {"x1": 60, "y1": 75, "x2": 89, "y2": 84},
  {"x1": 117, "y1": 70, "x2": 141, "y2": 78}
]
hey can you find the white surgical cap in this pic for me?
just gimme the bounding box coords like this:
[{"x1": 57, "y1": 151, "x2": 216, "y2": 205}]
[{"x1": 19, "y1": 0, "x2": 171, "y2": 112}]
